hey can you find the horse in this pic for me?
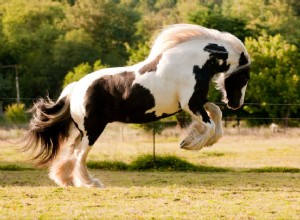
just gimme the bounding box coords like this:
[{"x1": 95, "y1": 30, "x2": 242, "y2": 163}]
[{"x1": 23, "y1": 24, "x2": 250, "y2": 187}]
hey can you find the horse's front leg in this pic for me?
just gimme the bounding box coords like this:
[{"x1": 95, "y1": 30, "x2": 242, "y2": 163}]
[
  {"x1": 180, "y1": 101, "x2": 216, "y2": 151},
  {"x1": 204, "y1": 102, "x2": 223, "y2": 146}
]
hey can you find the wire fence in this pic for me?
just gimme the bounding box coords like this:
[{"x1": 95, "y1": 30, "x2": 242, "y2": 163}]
[
  {"x1": 1, "y1": 95, "x2": 299, "y2": 165},
  {"x1": 0, "y1": 96, "x2": 300, "y2": 123}
]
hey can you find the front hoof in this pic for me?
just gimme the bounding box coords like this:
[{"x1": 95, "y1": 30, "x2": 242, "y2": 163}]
[
  {"x1": 180, "y1": 140, "x2": 187, "y2": 149},
  {"x1": 180, "y1": 137, "x2": 194, "y2": 150},
  {"x1": 180, "y1": 135, "x2": 208, "y2": 151}
]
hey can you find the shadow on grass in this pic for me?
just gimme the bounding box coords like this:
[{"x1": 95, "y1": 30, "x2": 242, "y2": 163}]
[
  {"x1": 88, "y1": 154, "x2": 300, "y2": 173},
  {"x1": 1, "y1": 155, "x2": 300, "y2": 173},
  {"x1": 1, "y1": 155, "x2": 300, "y2": 188},
  {"x1": 0, "y1": 163, "x2": 34, "y2": 171},
  {"x1": 88, "y1": 155, "x2": 230, "y2": 172}
]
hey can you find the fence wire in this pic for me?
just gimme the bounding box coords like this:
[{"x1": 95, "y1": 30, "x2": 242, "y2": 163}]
[{"x1": 0, "y1": 97, "x2": 300, "y2": 122}]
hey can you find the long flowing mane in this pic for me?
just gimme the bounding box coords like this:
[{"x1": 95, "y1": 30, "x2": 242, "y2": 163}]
[{"x1": 148, "y1": 23, "x2": 247, "y2": 60}]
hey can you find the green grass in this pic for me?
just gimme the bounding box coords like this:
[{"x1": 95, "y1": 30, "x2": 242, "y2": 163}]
[
  {"x1": 1, "y1": 170, "x2": 300, "y2": 219},
  {"x1": 2, "y1": 154, "x2": 300, "y2": 174},
  {"x1": 87, "y1": 160, "x2": 129, "y2": 170},
  {"x1": 0, "y1": 163, "x2": 34, "y2": 171},
  {"x1": 1, "y1": 125, "x2": 300, "y2": 219},
  {"x1": 247, "y1": 166, "x2": 300, "y2": 173}
]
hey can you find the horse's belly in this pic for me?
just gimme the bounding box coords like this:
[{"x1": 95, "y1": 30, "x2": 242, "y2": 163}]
[{"x1": 117, "y1": 100, "x2": 180, "y2": 124}]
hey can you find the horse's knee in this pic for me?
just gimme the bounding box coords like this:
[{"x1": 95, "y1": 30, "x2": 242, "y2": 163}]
[{"x1": 204, "y1": 102, "x2": 222, "y2": 121}]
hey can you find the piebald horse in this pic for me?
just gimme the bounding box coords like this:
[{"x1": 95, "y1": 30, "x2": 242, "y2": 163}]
[{"x1": 24, "y1": 24, "x2": 250, "y2": 187}]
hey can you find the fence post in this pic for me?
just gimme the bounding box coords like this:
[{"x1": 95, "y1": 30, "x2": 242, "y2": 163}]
[{"x1": 153, "y1": 121, "x2": 156, "y2": 165}]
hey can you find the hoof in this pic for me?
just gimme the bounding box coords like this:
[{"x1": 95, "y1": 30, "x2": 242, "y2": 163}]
[
  {"x1": 180, "y1": 140, "x2": 187, "y2": 149},
  {"x1": 93, "y1": 178, "x2": 105, "y2": 188}
]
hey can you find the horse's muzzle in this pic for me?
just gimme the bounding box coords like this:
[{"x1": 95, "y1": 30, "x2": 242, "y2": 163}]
[{"x1": 227, "y1": 102, "x2": 241, "y2": 110}]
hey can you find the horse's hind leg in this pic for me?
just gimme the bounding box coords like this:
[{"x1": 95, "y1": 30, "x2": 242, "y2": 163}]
[
  {"x1": 49, "y1": 134, "x2": 81, "y2": 187},
  {"x1": 49, "y1": 133, "x2": 104, "y2": 188},
  {"x1": 72, "y1": 135, "x2": 104, "y2": 188}
]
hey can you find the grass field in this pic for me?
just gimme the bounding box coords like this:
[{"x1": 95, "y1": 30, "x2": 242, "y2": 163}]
[{"x1": 0, "y1": 123, "x2": 300, "y2": 219}]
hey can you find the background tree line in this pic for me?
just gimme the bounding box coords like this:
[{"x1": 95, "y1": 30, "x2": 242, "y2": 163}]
[{"x1": 0, "y1": 0, "x2": 299, "y2": 126}]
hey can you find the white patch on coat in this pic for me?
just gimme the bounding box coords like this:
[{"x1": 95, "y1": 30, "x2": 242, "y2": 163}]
[
  {"x1": 239, "y1": 84, "x2": 247, "y2": 107},
  {"x1": 69, "y1": 67, "x2": 130, "y2": 132}
]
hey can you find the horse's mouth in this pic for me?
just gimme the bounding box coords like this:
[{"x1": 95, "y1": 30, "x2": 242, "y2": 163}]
[{"x1": 227, "y1": 102, "x2": 241, "y2": 110}]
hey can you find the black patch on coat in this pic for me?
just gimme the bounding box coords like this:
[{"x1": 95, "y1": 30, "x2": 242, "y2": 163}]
[
  {"x1": 204, "y1": 43, "x2": 227, "y2": 53},
  {"x1": 139, "y1": 54, "x2": 162, "y2": 74},
  {"x1": 224, "y1": 65, "x2": 250, "y2": 109},
  {"x1": 188, "y1": 65, "x2": 210, "y2": 123},
  {"x1": 224, "y1": 51, "x2": 250, "y2": 109},
  {"x1": 188, "y1": 43, "x2": 230, "y2": 123},
  {"x1": 238, "y1": 52, "x2": 248, "y2": 66},
  {"x1": 203, "y1": 43, "x2": 231, "y2": 74},
  {"x1": 83, "y1": 71, "x2": 173, "y2": 145}
]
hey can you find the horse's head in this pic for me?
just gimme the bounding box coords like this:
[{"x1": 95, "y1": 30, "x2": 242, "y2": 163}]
[
  {"x1": 223, "y1": 61, "x2": 250, "y2": 109},
  {"x1": 208, "y1": 41, "x2": 251, "y2": 110},
  {"x1": 147, "y1": 24, "x2": 251, "y2": 110}
]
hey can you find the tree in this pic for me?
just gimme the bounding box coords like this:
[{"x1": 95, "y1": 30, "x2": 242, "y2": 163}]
[
  {"x1": 65, "y1": 0, "x2": 139, "y2": 66},
  {"x1": 63, "y1": 60, "x2": 108, "y2": 87},
  {"x1": 53, "y1": 29, "x2": 102, "y2": 72},
  {"x1": 221, "y1": 0, "x2": 300, "y2": 46},
  {"x1": 1, "y1": 0, "x2": 66, "y2": 100},
  {"x1": 245, "y1": 34, "x2": 300, "y2": 125},
  {"x1": 134, "y1": 0, "x2": 180, "y2": 42},
  {"x1": 188, "y1": 4, "x2": 252, "y2": 41},
  {"x1": 127, "y1": 42, "x2": 150, "y2": 65}
]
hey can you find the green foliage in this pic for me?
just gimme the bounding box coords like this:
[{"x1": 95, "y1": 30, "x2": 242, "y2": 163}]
[
  {"x1": 4, "y1": 103, "x2": 28, "y2": 124},
  {"x1": 245, "y1": 34, "x2": 300, "y2": 125},
  {"x1": 127, "y1": 42, "x2": 150, "y2": 65},
  {"x1": 63, "y1": 60, "x2": 108, "y2": 87},
  {"x1": 65, "y1": 0, "x2": 140, "y2": 66},
  {"x1": 53, "y1": 29, "x2": 101, "y2": 71},
  {"x1": 0, "y1": 0, "x2": 300, "y2": 125},
  {"x1": 188, "y1": 4, "x2": 252, "y2": 41},
  {"x1": 1, "y1": 0, "x2": 66, "y2": 99}
]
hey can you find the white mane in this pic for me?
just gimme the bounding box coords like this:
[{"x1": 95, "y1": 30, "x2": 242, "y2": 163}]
[{"x1": 148, "y1": 23, "x2": 247, "y2": 61}]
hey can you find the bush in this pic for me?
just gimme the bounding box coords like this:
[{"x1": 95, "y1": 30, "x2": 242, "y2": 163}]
[{"x1": 5, "y1": 103, "x2": 28, "y2": 125}]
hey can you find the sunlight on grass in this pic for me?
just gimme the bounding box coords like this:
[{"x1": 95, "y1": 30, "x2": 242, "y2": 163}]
[
  {"x1": 1, "y1": 124, "x2": 300, "y2": 169},
  {"x1": 1, "y1": 171, "x2": 300, "y2": 219},
  {"x1": 0, "y1": 125, "x2": 300, "y2": 219}
]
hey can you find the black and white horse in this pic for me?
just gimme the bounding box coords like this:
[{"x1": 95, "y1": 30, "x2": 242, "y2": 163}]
[{"x1": 24, "y1": 24, "x2": 250, "y2": 187}]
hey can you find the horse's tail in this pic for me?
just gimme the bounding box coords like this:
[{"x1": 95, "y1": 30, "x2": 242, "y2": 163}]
[{"x1": 23, "y1": 82, "x2": 76, "y2": 167}]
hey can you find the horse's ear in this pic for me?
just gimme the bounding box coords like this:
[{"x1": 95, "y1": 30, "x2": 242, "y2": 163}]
[{"x1": 203, "y1": 43, "x2": 228, "y2": 55}]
